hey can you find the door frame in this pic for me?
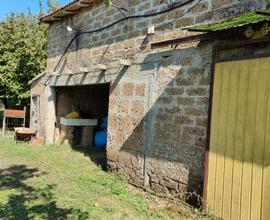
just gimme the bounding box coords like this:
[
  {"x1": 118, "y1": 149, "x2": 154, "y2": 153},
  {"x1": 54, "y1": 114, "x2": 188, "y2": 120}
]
[{"x1": 202, "y1": 37, "x2": 270, "y2": 209}]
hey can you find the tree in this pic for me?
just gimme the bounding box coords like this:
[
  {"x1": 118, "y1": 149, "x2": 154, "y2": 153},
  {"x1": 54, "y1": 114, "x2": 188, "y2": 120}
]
[
  {"x1": 0, "y1": 13, "x2": 47, "y2": 108},
  {"x1": 39, "y1": 0, "x2": 44, "y2": 17},
  {"x1": 47, "y1": 0, "x2": 61, "y2": 13}
]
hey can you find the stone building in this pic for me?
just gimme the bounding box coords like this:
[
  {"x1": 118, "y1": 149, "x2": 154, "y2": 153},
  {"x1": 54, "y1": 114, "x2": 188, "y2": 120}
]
[{"x1": 30, "y1": 0, "x2": 268, "y2": 209}]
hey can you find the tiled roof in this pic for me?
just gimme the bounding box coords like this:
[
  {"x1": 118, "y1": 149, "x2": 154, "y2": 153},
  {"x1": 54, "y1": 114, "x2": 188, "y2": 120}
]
[{"x1": 40, "y1": 0, "x2": 99, "y2": 23}]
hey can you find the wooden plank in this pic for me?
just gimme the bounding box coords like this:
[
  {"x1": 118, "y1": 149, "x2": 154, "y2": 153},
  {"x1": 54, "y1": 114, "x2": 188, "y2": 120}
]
[
  {"x1": 63, "y1": 10, "x2": 75, "y2": 15},
  {"x1": 207, "y1": 57, "x2": 270, "y2": 219},
  {"x1": 230, "y1": 60, "x2": 249, "y2": 220},
  {"x1": 240, "y1": 59, "x2": 258, "y2": 220},
  {"x1": 77, "y1": 1, "x2": 92, "y2": 7},
  {"x1": 222, "y1": 61, "x2": 239, "y2": 219},
  {"x1": 119, "y1": 59, "x2": 132, "y2": 66},
  {"x1": 4, "y1": 109, "x2": 26, "y2": 118},
  {"x1": 250, "y1": 58, "x2": 268, "y2": 220},
  {"x1": 95, "y1": 64, "x2": 107, "y2": 70},
  {"x1": 214, "y1": 61, "x2": 231, "y2": 216},
  {"x1": 80, "y1": 0, "x2": 96, "y2": 3},
  {"x1": 207, "y1": 62, "x2": 223, "y2": 212},
  {"x1": 65, "y1": 4, "x2": 81, "y2": 11},
  {"x1": 261, "y1": 58, "x2": 270, "y2": 220}
]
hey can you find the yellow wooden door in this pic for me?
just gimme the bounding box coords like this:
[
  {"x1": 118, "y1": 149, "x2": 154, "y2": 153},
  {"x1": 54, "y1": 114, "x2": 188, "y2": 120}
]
[{"x1": 207, "y1": 57, "x2": 270, "y2": 220}]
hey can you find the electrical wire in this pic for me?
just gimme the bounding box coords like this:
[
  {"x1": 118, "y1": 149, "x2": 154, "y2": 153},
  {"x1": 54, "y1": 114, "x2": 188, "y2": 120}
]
[{"x1": 53, "y1": 0, "x2": 197, "y2": 72}]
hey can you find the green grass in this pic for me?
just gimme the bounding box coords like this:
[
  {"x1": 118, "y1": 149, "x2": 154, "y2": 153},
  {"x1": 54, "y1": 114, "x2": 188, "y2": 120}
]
[{"x1": 0, "y1": 135, "x2": 211, "y2": 220}]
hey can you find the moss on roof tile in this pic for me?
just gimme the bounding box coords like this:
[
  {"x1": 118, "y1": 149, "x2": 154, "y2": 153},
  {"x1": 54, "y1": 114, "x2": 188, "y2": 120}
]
[{"x1": 188, "y1": 9, "x2": 270, "y2": 32}]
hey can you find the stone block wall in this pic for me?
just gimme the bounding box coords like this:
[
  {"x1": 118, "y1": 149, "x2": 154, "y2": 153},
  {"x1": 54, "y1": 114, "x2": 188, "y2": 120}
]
[
  {"x1": 106, "y1": 44, "x2": 212, "y2": 196},
  {"x1": 148, "y1": 45, "x2": 212, "y2": 195},
  {"x1": 46, "y1": 0, "x2": 264, "y2": 74},
  {"x1": 33, "y1": 0, "x2": 266, "y2": 196},
  {"x1": 30, "y1": 73, "x2": 51, "y2": 136}
]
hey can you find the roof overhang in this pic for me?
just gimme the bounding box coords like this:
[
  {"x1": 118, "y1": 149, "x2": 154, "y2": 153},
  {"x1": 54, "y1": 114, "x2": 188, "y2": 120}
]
[
  {"x1": 151, "y1": 9, "x2": 270, "y2": 49},
  {"x1": 40, "y1": 0, "x2": 99, "y2": 23},
  {"x1": 28, "y1": 72, "x2": 49, "y2": 85},
  {"x1": 186, "y1": 9, "x2": 270, "y2": 32}
]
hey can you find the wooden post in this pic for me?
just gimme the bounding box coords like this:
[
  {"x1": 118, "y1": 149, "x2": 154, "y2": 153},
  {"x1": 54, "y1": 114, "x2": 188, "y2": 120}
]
[
  {"x1": 2, "y1": 116, "x2": 5, "y2": 136},
  {"x1": 23, "y1": 106, "x2": 26, "y2": 127},
  {"x1": 119, "y1": 59, "x2": 132, "y2": 66},
  {"x1": 95, "y1": 64, "x2": 107, "y2": 70}
]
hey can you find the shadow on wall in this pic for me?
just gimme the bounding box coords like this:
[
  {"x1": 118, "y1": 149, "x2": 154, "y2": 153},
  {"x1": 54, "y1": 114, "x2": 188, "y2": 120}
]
[
  {"x1": 106, "y1": 43, "x2": 212, "y2": 207},
  {"x1": 0, "y1": 165, "x2": 88, "y2": 219}
]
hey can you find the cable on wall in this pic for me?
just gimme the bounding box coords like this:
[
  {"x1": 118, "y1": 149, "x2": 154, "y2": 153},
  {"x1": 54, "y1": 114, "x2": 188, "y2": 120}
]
[{"x1": 53, "y1": 0, "x2": 200, "y2": 72}]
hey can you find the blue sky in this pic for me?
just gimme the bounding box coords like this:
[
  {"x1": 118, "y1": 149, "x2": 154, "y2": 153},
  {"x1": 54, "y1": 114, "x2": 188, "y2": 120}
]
[{"x1": 0, "y1": 0, "x2": 71, "y2": 21}]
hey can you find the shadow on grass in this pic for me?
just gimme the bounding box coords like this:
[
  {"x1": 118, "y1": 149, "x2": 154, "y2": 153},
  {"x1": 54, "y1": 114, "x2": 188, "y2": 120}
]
[
  {"x1": 0, "y1": 165, "x2": 88, "y2": 219},
  {"x1": 71, "y1": 146, "x2": 108, "y2": 171}
]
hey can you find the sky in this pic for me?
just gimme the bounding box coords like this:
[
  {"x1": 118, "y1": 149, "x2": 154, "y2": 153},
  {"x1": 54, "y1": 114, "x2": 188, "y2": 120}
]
[{"x1": 0, "y1": 0, "x2": 71, "y2": 21}]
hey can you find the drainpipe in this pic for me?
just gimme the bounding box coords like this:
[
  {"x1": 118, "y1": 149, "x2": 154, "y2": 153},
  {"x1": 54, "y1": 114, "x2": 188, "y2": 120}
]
[{"x1": 143, "y1": 73, "x2": 157, "y2": 187}]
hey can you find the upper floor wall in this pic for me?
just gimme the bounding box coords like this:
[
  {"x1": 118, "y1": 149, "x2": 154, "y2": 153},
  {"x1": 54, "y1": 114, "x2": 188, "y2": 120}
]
[{"x1": 46, "y1": 0, "x2": 265, "y2": 73}]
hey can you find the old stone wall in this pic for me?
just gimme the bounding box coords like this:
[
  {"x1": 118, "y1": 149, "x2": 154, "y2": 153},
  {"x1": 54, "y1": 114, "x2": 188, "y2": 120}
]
[
  {"x1": 46, "y1": 0, "x2": 264, "y2": 74},
  {"x1": 106, "y1": 43, "x2": 213, "y2": 197},
  {"x1": 30, "y1": 73, "x2": 51, "y2": 136},
  {"x1": 32, "y1": 0, "x2": 266, "y2": 196}
]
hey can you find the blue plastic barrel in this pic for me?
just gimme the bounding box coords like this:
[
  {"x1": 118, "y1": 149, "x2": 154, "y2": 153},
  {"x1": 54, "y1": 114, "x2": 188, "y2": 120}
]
[{"x1": 94, "y1": 131, "x2": 107, "y2": 149}]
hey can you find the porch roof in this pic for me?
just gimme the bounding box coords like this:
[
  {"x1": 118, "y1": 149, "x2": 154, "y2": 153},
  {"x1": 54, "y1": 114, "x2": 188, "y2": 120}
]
[
  {"x1": 40, "y1": 0, "x2": 98, "y2": 23},
  {"x1": 186, "y1": 9, "x2": 270, "y2": 32}
]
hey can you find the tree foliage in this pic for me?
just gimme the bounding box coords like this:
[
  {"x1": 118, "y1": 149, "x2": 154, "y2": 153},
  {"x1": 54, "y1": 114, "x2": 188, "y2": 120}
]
[
  {"x1": 47, "y1": 0, "x2": 61, "y2": 13},
  {"x1": 39, "y1": 0, "x2": 45, "y2": 17},
  {"x1": 0, "y1": 13, "x2": 47, "y2": 108},
  {"x1": 0, "y1": 0, "x2": 113, "y2": 108}
]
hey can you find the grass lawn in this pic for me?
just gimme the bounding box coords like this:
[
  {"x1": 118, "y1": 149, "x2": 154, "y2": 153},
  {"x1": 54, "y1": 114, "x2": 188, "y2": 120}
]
[{"x1": 0, "y1": 135, "x2": 211, "y2": 220}]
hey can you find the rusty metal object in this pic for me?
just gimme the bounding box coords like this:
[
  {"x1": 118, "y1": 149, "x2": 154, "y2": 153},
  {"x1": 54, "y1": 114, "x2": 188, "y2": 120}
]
[{"x1": 14, "y1": 127, "x2": 36, "y2": 143}]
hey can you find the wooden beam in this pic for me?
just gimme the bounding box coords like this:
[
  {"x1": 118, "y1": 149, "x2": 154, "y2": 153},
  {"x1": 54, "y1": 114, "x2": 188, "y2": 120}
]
[
  {"x1": 4, "y1": 109, "x2": 26, "y2": 118},
  {"x1": 79, "y1": 67, "x2": 89, "y2": 73},
  {"x1": 119, "y1": 59, "x2": 132, "y2": 66},
  {"x1": 95, "y1": 64, "x2": 107, "y2": 70},
  {"x1": 63, "y1": 10, "x2": 75, "y2": 15},
  {"x1": 28, "y1": 72, "x2": 47, "y2": 85},
  {"x1": 77, "y1": 1, "x2": 92, "y2": 7},
  {"x1": 80, "y1": 0, "x2": 96, "y2": 3},
  {"x1": 151, "y1": 33, "x2": 212, "y2": 49},
  {"x1": 52, "y1": 17, "x2": 62, "y2": 21}
]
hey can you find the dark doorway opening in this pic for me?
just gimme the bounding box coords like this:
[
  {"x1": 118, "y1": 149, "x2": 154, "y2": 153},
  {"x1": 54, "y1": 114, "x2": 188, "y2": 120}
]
[{"x1": 55, "y1": 83, "x2": 110, "y2": 170}]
